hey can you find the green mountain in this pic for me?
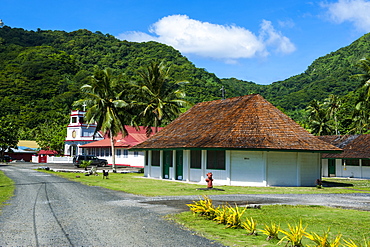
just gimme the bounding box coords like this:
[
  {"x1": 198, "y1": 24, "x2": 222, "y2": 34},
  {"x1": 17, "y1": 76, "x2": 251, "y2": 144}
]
[{"x1": 1, "y1": 26, "x2": 369, "y2": 136}]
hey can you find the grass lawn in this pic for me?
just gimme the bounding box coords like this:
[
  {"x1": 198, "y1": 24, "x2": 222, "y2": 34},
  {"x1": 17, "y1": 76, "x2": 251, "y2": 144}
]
[
  {"x1": 170, "y1": 205, "x2": 370, "y2": 247},
  {"x1": 42, "y1": 171, "x2": 370, "y2": 196},
  {"x1": 0, "y1": 170, "x2": 15, "y2": 213}
]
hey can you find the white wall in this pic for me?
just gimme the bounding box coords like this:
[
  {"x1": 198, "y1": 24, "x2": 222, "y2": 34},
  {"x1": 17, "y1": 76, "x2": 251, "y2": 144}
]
[
  {"x1": 299, "y1": 153, "x2": 321, "y2": 186},
  {"x1": 266, "y1": 152, "x2": 298, "y2": 186},
  {"x1": 230, "y1": 151, "x2": 266, "y2": 186}
]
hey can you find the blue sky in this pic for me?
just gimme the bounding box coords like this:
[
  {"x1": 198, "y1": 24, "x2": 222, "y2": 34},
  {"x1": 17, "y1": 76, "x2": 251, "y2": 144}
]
[{"x1": 1, "y1": 0, "x2": 370, "y2": 85}]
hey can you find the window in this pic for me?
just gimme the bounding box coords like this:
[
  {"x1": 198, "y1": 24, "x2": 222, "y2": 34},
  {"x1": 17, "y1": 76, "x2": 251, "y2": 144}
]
[
  {"x1": 145, "y1": 151, "x2": 148, "y2": 166},
  {"x1": 116, "y1": 149, "x2": 121, "y2": 157},
  {"x1": 190, "y1": 150, "x2": 201, "y2": 169},
  {"x1": 134, "y1": 151, "x2": 139, "y2": 157},
  {"x1": 343, "y1": 159, "x2": 359, "y2": 166},
  {"x1": 105, "y1": 148, "x2": 110, "y2": 156},
  {"x1": 71, "y1": 117, "x2": 77, "y2": 123},
  {"x1": 123, "y1": 150, "x2": 128, "y2": 158},
  {"x1": 362, "y1": 159, "x2": 370, "y2": 166},
  {"x1": 207, "y1": 150, "x2": 225, "y2": 170},
  {"x1": 152, "y1": 151, "x2": 160, "y2": 166}
]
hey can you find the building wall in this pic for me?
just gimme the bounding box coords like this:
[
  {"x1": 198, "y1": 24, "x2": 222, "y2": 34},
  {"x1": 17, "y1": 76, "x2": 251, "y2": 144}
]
[
  {"x1": 322, "y1": 158, "x2": 370, "y2": 179},
  {"x1": 230, "y1": 150, "x2": 266, "y2": 186},
  {"x1": 144, "y1": 149, "x2": 321, "y2": 187}
]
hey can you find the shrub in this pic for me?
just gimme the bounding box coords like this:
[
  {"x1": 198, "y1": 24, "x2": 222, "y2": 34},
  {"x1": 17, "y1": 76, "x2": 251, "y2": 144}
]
[
  {"x1": 278, "y1": 220, "x2": 307, "y2": 247},
  {"x1": 225, "y1": 204, "x2": 246, "y2": 229},
  {"x1": 186, "y1": 195, "x2": 217, "y2": 219},
  {"x1": 242, "y1": 217, "x2": 258, "y2": 235},
  {"x1": 260, "y1": 222, "x2": 280, "y2": 240},
  {"x1": 305, "y1": 228, "x2": 342, "y2": 247}
]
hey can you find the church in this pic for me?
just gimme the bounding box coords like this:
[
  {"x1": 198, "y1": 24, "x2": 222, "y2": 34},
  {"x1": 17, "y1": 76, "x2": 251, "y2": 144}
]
[{"x1": 64, "y1": 110, "x2": 159, "y2": 168}]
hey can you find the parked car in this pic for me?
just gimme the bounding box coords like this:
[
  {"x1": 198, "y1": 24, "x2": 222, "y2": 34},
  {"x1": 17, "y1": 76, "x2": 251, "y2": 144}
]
[
  {"x1": 1, "y1": 155, "x2": 12, "y2": 162},
  {"x1": 73, "y1": 155, "x2": 108, "y2": 167}
]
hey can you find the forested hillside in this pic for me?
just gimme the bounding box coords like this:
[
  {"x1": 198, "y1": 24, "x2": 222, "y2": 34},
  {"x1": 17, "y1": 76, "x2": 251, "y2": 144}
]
[
  {"x1": 0, "y1": 26, "x2": 255, "y2": 137},
  {"x1": 1, "y1": 26, "x2": 370, "y2": 142}
]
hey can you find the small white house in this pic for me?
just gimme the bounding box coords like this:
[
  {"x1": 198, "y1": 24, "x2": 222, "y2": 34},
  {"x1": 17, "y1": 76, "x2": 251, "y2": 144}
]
[
  {"x1": 133, "y1": 94, "x2": 341, "y2": 186},
  {"x1": 319, "y1": 135, "x2": 370, "y2": 179}
]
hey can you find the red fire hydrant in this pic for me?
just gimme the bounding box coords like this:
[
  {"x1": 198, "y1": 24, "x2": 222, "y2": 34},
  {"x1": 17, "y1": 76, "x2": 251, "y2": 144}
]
[{"x1": 205, "y1": 172, "x2": 213, "y2": 188}]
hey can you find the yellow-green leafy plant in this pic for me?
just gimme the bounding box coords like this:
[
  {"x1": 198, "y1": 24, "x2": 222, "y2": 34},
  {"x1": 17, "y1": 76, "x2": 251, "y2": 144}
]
[
  {"x1": 242, "y1": 217, "x2": 258, "y2": 235},
  {"x1": 305, "y1": 228, "x2": 342, "y2": 247},
  {"x1": 278, "y1": 220, "x2": 307, "y2": 247},
  {"x1": 213, "y1": 204, "x2": 229, "y2": 225},
  {"x1": 343, "y1": 238, "x2": 370, "y2": 247},
  {"x1": 260, "y1": 222, "x2": 280, "y2": 240},
  {"x1": 225, "y1": 204, "x2": 247, "y2": 229},
  {"x1": 186, "y1": 195, "x2": 217, "y2": 219}
]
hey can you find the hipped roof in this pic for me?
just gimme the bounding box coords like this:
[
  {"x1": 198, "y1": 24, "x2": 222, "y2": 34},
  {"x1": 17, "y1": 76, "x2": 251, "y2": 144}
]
[
  {"x1": 80, "y1": 126, "x2": 162, "y2": 148},
  {"x1": 133, "y1": 94, "x2": 341, "y2": 152},
  {"x1": 318, "y1": 135, "x2": 370, "y2": 159}
]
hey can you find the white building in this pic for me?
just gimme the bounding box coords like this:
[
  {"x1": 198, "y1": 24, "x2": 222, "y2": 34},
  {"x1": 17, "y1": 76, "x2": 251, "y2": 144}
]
[
  {"x1": 133, "y1": 94, "x2": 342, "y2": 186},
  {"x1": 64, "y1": 110, "x2": 103, "y2": 157},
  {"x1": 319, "y1": 135, "x2": 370, "y2": 179}
]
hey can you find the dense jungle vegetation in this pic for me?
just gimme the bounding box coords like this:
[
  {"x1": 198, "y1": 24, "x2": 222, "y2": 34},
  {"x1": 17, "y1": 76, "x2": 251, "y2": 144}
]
[{"x1": 1, "y1": 26, "x2": 370, "y2": 150}]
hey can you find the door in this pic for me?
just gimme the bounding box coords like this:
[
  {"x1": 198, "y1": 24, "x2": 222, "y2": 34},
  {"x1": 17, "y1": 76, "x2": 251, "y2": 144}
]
[
  {"x1": 175, "y1": 150, "x2": 183, "y2": 180},
  {"x1": 328, "y1": 159, "x2": 336, "y2": 177},
  {"x1": 163, "y1": 151, "x2": 172, "y2": 179}
]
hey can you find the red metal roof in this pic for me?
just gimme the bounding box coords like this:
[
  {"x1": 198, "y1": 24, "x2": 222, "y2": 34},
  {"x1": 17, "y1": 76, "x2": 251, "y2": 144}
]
[
  {"x1": 319, "y1": 135, "x2": 370, "y2": 159},
  {"x1": 80, "y1": 126, "x2": 162, "y2": 148},
  {"x1": 133, "y1": 94, "x2": 342, "y2": 152}
]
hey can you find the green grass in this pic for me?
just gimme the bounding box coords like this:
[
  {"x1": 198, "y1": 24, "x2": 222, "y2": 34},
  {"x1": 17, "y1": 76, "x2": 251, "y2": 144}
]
[
  {"x1": 170, "y1": 205, "x2": 370, "y2": 247},
  {"x1": 42, "y1": 171, "x2": 370, "y2": 196},
  {"x1": 0, "y1": 170, "x2": 15, "y2": 213}
]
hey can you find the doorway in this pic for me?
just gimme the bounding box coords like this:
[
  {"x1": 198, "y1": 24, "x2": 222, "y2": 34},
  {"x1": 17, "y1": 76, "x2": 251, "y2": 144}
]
[
  {"x1": 328, "y1": 159, "x2": 336, "y2": 177},
  {"x1": 175, "y1": 150, "x2": 183, "y2": 180}
]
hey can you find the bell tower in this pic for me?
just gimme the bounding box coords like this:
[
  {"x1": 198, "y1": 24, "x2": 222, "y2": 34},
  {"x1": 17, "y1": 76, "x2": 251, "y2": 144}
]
[{"x1": 64, "y1": 110, "x2": 103, "y2": 156}]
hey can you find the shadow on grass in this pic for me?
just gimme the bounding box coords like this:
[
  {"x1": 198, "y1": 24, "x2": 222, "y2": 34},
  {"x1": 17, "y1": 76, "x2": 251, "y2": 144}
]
[{"x1": 322, "y1": 180, "x2": 354, "y2": 187}]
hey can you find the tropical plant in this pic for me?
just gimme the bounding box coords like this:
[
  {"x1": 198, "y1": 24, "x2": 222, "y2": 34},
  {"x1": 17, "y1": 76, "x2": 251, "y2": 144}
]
[
  {"x1": 132, "y1": 61, "x2": 192, "y2": 136},
  {"x1": 324, "y1": 95, "x2": 342, "y2": 135},
  {"x1": 305, "y1": 229, "x2": 342, "y2": 247},
  {"x1": 186, "y1": 195, "x2": 217, "y2": 219},
  {"x1": 260, "y1": 222, "x2": 280, "y2": 240},
  {"x1": 241, "y1": 217, "x2": 258, "y2": 235},
  {"x1": 343, "y1": 238, "x2": 370, "y2": 247},
  {"x1": 0, "y1": 117, "x2": 19, "y2": 160},
  {"x1": 79, "y1": 160, "x2": 92, "y2": 170},
  {"x1": 306, "y1": 99, "x2": 333, "y2": 136},
  {"x1": 225, "y1": 204, "x2": 247, "y2": 229},
  {"x1": 278, "y1": 220, "x2": 307, "y2": 247},
  {"x1": 213, "y1": 204, "x2": 230, "y2": 225},
  {"x1": 73, "y1": 67, "x2": 131, "y2": 172}
]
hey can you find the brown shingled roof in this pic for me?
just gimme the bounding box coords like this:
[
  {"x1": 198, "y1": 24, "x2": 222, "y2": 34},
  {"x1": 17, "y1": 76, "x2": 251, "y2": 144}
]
[
  {"x1": 318, "y1": 134, "x2": 370, "y2": 159},
  {"x1": 133, "y1": 94, "x2": 342, "y2": 152}
]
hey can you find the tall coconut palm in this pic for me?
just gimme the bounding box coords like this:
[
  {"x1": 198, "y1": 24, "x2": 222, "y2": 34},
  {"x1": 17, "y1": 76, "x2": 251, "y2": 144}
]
[
  {"x1": 74, "y1": 68, "x2": 130, "y2": 172},
  {"x1": 306, "y1": 99, "x2": 332, "y2": 136},
  {"x1": 133, "y1": 61, "x2": 192, "y2": 136},
  {"x1": 324, "y1": 94, "x2": 342, "y2": 135}
]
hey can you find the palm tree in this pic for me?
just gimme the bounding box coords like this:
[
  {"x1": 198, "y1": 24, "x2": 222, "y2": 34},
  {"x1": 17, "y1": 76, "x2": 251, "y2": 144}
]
[
  {"x1": 324, "y1": 94, "x2": 341, "y2": 135},
  {"x1": 306, "y1": 99, "x2": 332, "y2": 136},
  {"x1": 74, "y1": 68, "x2": 130, "y2": 173},
  {"x1": 133, "y1": 61, "x2": 192, "y2": 136}
]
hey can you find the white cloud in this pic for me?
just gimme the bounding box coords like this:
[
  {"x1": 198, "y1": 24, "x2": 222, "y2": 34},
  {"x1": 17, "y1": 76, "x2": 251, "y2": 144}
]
[
  {"x1": 323, "y1": 0, "x2": 370, "y2": 32},
  {"x1": 117, "y1": 15, "x2": 295, "y2": 62}
]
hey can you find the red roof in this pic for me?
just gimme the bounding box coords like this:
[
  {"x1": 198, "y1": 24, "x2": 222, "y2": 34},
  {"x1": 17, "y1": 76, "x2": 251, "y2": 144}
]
[
  {"x1": 80, "y1": 126, "x2": 162, "y2": 148},
  {"x1": 133, "y1": 94, "x2": 342, "y2": 152},
  {"x1": 38, "y1": 150, "x2": 58, "y2": 155}
]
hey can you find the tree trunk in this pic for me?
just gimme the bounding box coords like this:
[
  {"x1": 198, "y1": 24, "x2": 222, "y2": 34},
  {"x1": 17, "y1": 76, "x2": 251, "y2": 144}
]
[{"x1": 110, "y1": 134, "x2": 116, "y2": 173}]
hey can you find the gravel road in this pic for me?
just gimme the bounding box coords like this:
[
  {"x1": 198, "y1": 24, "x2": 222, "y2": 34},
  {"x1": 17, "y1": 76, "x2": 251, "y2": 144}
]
[
  {"x1": 0, "y1": 164, "x2": 223, "y2": 247},
  {"x1": 1, "y1": 163, "x2": 370, "y2": 246}
]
